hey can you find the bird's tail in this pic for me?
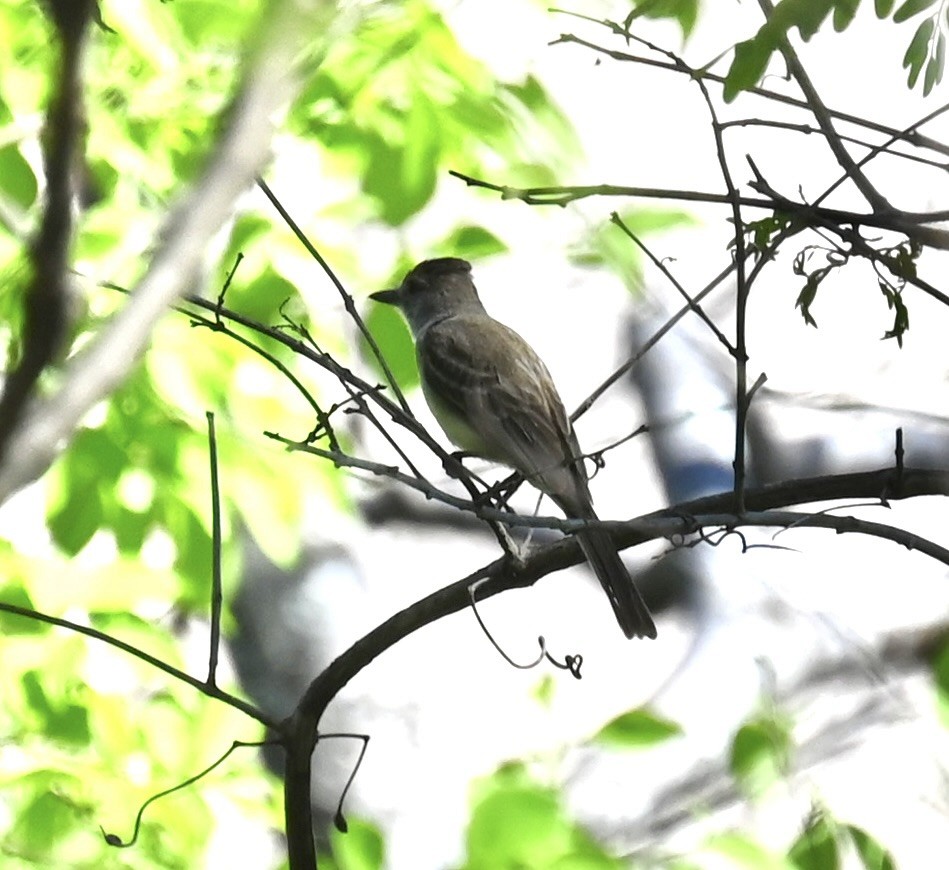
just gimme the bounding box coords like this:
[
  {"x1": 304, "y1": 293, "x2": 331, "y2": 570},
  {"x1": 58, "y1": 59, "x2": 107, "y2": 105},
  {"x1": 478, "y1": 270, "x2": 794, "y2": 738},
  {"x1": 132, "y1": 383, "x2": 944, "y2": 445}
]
[{"x1": 575, "y1": 524, "x2": 656, "y2": 640}]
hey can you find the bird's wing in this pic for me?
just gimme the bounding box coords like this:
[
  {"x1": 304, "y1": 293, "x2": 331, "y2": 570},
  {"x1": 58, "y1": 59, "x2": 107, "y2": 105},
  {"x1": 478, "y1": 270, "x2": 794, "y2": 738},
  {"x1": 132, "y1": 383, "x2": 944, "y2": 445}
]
[{"x1": 419, "y1": 315, "x2": 591, "y2": 513}]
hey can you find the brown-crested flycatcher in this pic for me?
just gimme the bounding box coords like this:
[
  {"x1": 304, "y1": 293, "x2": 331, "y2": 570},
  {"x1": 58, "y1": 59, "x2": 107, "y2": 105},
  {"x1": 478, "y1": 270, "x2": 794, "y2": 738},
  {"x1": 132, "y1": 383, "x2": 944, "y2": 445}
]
[{"x1": 371, "y1": 258, "x2": 656, "y2": 640}]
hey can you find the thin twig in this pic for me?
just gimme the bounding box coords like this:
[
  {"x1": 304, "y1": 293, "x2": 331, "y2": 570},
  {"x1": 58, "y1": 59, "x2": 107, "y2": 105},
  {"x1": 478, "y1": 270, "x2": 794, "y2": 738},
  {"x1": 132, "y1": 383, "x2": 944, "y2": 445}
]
[
  {"x1": 571, "y1": 257, "x2": 745, "y2": 422},
  {"x1": 255, "y1": 176, "x2": 413, "y2": 417},
  {"x1": 550, "y1": 29, "x2": 949, "y2": 158},
  {"x1": 610, "y1": 212, "x2": 736, "y2": 356},
  {"x1": 0, "y1": 601, "x2": 279, "y2": 729},
  {"x1": 206, "y1": 411, "x2": 223, "y2": 689}
]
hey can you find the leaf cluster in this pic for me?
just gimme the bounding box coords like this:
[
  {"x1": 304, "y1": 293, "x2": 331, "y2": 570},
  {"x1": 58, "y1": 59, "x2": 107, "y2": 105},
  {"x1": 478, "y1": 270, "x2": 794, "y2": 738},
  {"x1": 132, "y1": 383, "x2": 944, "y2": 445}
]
[{"x1": 725, "y1": 0, "x2": 949, "y2": 99}]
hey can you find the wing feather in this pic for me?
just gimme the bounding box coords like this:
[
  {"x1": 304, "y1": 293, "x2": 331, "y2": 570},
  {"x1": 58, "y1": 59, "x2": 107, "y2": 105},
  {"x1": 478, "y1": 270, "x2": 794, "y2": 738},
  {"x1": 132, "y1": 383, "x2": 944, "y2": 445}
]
[{"x1": 418, "y1": 314, "x2": 590, "y2": 512}]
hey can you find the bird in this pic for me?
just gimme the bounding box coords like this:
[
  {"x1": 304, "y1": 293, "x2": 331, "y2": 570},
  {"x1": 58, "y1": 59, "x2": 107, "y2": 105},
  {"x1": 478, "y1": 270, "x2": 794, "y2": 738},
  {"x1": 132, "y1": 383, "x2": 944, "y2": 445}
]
[{"x1": 370, "y1": 257, "x2": 656, "y2": 640}]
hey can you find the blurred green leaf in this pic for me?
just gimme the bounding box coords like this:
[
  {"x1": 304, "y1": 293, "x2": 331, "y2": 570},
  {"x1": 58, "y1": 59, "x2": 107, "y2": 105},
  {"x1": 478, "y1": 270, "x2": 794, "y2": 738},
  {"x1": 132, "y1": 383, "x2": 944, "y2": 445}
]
[
  {"x1": 4, "y1": 777, "x2": 86, "y2": 859},
  {"x1": 532, "y1": 673, "x2": 556, "y2": 708},
  {"x1": 291, "y1": 0, "x2": 577, "y2": 228},
  {"x1": 845, "y1": 825, "x2": 896, "y2": 870},
  {"x1": 48, "y1": 483, "x2": 104, "y2": 555},
  {"x1": 931, "y1": 639, "x2": 949, "y2": 726},
  {"x1": 730, "y1": 715, "x2": 792, "y2": 796},
  {"x1": 789, "y1": 809, "x2": 840, "y2": 870},
  {"x1": 594, "y1": 707, "x2": 682, "y2": 749},
  {"x1": 571, "y1": 207, "x2": 694, "y2": 291},
  {"x1": 331, "y1": 817, "x2": 385, "y2": 870},
  {"x1": 363, "y1": 299, "x2": 419, "y2": 390},
  {"x1": 463, "y1": 765, "x2": 620, "y2": 870},
  {"x1": 707, "y1": 832, "x2": 798, "y2": 869},
  {"x1": 229, "y1": 266, "x2": 301, "y2": 327},
  {"x1": 0, "y1": 580, "x2": 45, "y2": 634},
  {"x1": 0, "y1": 143, "x2": 37, "y2": 208},
  {"x1": 466, "y1": 780, "x2": 571, "y2": 868},
  {"x1": 875, "y1": 0, "x2": 896, "y2": 16},
  {"x1": 437, "y1": 225, "x2": 508, "y2": 261},
  {"x1": 22, "y1": 669, "x2": 91, "y2": 748}
]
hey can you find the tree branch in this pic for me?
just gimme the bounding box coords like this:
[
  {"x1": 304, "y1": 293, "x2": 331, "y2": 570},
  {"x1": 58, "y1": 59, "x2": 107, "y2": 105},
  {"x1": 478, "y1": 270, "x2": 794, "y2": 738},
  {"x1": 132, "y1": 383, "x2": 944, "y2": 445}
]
[
  {"x1": 0, "y1": 1, "x2": 94, "y2": 466},
  {"x1": 0, "y1": 0, "x2": 347, "y2": 507}
]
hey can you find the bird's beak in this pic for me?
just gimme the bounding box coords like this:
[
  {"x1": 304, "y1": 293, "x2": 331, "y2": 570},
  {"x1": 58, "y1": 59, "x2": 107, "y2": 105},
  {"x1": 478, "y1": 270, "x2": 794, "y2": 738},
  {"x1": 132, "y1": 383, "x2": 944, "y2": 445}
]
[{"x1": 369, "y1": 287, "x2": 402, "y2": 305}]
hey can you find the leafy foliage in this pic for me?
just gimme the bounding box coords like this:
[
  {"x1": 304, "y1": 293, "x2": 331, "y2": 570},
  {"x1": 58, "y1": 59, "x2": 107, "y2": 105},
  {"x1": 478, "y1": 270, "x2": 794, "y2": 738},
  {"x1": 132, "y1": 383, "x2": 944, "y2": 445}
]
[
  {"x1": 0, "y1": 0, "x2": 581, "y2": 864},
  {"x1": 790, "y1": 237, "x2": 918, "y2": 345},
  {"x1": 293, "y1": 0, "x2": 580, "y2": 226},
  {"x1": 724, "y1": 0, "x2": 948, "y2": 99}
]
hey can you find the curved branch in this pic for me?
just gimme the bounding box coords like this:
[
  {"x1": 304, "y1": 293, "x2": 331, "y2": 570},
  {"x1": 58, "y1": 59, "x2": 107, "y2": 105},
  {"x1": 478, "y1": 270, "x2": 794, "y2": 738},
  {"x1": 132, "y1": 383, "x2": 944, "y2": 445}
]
[{"x1": 282, "y1": 464, "x2": 949, "y2": 864}]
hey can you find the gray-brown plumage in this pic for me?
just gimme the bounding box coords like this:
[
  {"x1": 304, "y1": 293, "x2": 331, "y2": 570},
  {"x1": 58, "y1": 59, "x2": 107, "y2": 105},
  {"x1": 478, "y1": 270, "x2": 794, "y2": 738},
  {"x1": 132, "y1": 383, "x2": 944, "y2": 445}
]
[{"x1": 372, "y1": 258, "x2": 656, "y2": 639}]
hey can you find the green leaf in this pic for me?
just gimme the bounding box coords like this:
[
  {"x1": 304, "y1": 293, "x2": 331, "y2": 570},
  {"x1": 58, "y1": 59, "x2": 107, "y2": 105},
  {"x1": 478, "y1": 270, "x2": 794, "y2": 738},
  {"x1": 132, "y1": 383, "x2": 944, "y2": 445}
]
[
  {"x1": 363, "y1": 113, "x2": 439, "y2": 225},
  {"x1": 0, "y1": 143, "x2": 37, "y2": 208},
  {"x1": 795, "y1": 271, "x2": 822, "y2": 328},
  {"x1": 770, "y1": 0, "x2": 835, "y2": 41},
  {"x1": 48, "y1": 484, "x2": 104, "y2": 555},
  {"x1": 532, "y1": 673, "x2": 556, "y2": 708},
  {"x1": 730, "y1": 717, "x2": 792, "y2": 796},
  {"x1": 903, "y1": 17, "x2": 935, "y2": 88},
  {"x1": 594, "y1": 708, "x2": 683, "y2": 749},
  {"x1": 4, "y1": 780, "x2": 85, "y2": 857},
  {"x1": 625, "y1": 0, "x2": 701, "y2": 38},
  {"x1": 845, "y1": 825, "x2": 896, "y2": 870},
  {"x1": 330, "y1": 817, "x2": 385, "y2": 870},
  {"x1": 879, "y1": 282, "x2": 909, "y2": 346},
  {"x1": 833, "y1": 0, "x2": 860, "y2": 31},
  {"x1": 923, "y1": 31, "x2": 945, "y2": 93},
  {"x1": 875, "y1": 0, "x2": 896, "y2": 16},
  {"x1": 788, "y1": 810, "x2": 840, "y2": 870},
  {"x1": 21, "y1": 670, "x2": 92, "y2": 748},
  {"x1": 894, "y1": 0, "x2": 939, "y2": 22},
  {"x1": 436, "y1": 225, "x2": 508, "y2": 261},
  {"x1": 0, "y1": 577, "x2": 46, "y2": 634},
  {"x1": 724, "y1": 37, "x2": 774, "y2": 101}
]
